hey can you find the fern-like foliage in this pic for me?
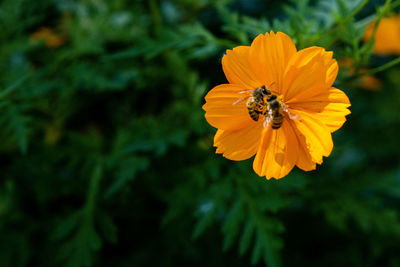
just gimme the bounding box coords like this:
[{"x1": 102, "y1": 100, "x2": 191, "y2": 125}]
[{"x1": 1, "y1": 0, "x2": 400, "y2": 266}]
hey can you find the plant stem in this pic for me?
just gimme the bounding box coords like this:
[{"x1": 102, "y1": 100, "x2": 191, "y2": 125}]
[
  {"x1": 313, "y1": 0, "x2": 369, "y2": 44},
  {"x1": 359, "y1": 56, "x2": 400, "y2": 76},
  {"x1": 149, "y1": 0, "x2": 163, "y2": 33},
  {"x1": 84, "y1": 160, "x2": 103, "y2": 222}
]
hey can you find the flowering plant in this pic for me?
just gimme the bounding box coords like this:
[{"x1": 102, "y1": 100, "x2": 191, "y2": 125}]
[{"x1": 203, "y1": 31, "x2": 351, "y2": 179}]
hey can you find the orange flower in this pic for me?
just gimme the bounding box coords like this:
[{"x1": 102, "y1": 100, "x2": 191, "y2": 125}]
[
  {"x1": 339, "y1": 57, "x2": 382, "y2": 91},
  {"x1": 364, "y1": 15, "x2": 400, "y2": 55},
  {"x1": 30, "y1": 27, "x2": 64, "y2": 48},
  {"x1": 203, "y1": 31, "x2": 351, "y2": 179},
  {"x1": 357, "y1": 75, "x2": 382, "y2": 91}
]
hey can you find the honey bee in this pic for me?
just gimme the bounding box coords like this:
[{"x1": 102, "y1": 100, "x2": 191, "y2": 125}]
[
  {"x1": 265, "y1": 95, "x2": 285, "y2": 129},
  {"x1": 233, "y1": 84, "x2": 299, "y2": 130},
  {"x1": 233, "y1": 85, "x2": 271, "y2": 122},
  {"x1": 264, "y1": 94, "x2": 300, "y2": 129}
]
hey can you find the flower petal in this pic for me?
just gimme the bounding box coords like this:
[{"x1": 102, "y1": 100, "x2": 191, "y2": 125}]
[
  {"x1": 290, "y1": 87, "x2": 351, "y2": 132},
  {"x1": 364, "y1": 15, "x2": 400, "y2": 55},
  {"x1": 214, "y1": 122, "x2": 263, "y2": 161},
  {"x1": 222, "y1": 46, "x2": 261, "y2": 89},
  {"x1": 282, "y1": 47, "x2": 338, "y2": 103},
  {"x1": 291, "y1": 120, "x2": 316, "y2": 171},
  {"x1": 253, "y1": 120, "x2": 299, "y2": 179},
  {"x1": 248, "y1": 31, "x2": 297, "y2": 94},
  {"x1": 203, "y1": 84, "x2": 254, "y2": 130},
  {"x1": 292, "y1": 110, "x2": 333, "y2": 164}
]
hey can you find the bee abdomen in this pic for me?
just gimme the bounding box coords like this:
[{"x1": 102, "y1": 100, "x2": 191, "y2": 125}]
[
  {"x1": 248, "y1": 109, "x2": 259, "y2": 121},
  {"x1": 271, "y1": 113, "x2": 284, "y2": 129},
  {"x1": 246, "y1": 97, "x2": 261, "y2": 122}
]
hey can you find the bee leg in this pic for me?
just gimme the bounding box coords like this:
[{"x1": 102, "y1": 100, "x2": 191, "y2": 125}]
[
  {"x1": 263, "y1": 116, "x2": 271, "y2": 128},
  {"x1": 256, "y1": 103, "x2": 264, "y2": 112}
]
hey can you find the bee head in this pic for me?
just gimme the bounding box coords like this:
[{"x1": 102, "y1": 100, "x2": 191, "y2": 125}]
[
  {"x1": 267, "y1": 95, "x2": 277, "y2": 102},
  {"x1": 270, "y1": 100, "x2": 280, "y2": 109},
  {"x1": 261, "y1": 85, "x2": 271, "y2": 96}
]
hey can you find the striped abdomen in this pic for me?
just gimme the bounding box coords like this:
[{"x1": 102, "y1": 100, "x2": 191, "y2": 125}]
[
  {"x1": 246, "y1": 96, "x2": 264, "y2": 121},
  {"x1": 267, "y1": 97, "x2": 284, "y2": 129},
  {"x1": 271, "y1": 110, "x2": 284, "y2": 129}
]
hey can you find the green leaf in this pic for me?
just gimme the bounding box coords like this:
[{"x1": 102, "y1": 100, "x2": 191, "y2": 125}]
[
  {"x1": 222, "y1": 198, "x2": 243, "y2": 251},
  {"x1": 97, "y1": 212, "x2": 118, "y2": 244},
  {"x1": 239, "y1": 219, "x2": 254, "y2": 256},
  {"x1": 51, "y1": 212, "x2": 81, "y2": 241},
  {"x1": 251, "y1": 232, "x2": 263, "y2": 265},
  {"x1": 0, "y1": 101, "x2": 30, "y2": 154},
  {"x1": 192, "y1": 209, "x2": 214, "y2": 240}
]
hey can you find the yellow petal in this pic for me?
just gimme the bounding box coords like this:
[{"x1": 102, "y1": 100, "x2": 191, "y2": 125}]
[
  {"x1": 313, "y1": 104, "x2": 350, "y2": 132},
  {"x1": 214, "y1": 121, "x2": 263, "y2": 161},
  {"x1": 292, "y1": 111, "x2": 333, "y2": 164},
  {"x1": 283, "y1": 47, "x2": 338, "y2": 103},
  {"x1": 203, "y1": 84, "x2": 254, "y2": 130},
  {"x1": 222, "y1": 46, "x2": 261, "y2": 89},
  {"x1": 252, "y1": 120, "x2": 298, "y2": 179},
  {"x1": 364, "y1": 15, "x2": 400, "y2": 55},
  {"x1": 325, "y1": 54, "x2": 339, "y2": 87},
  {"x1": 248, "y1": 31, "x2": 297, "y2": 94},
  {"x1": 290, "y1": 87, "x2": 351, "y2": 132},
  {"x1": 291, "y1": 120, "x2": 316, "y2": 171}
]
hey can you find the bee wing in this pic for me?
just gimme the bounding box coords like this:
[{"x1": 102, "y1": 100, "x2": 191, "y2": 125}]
[
  {"x1": 238, "y1": 89, "x2": 255, "y2": 94},
  {"x1": 233, "y1": 89, "x2": 255, "y2": 105},
  {"x1": 232, "y1": 97, "x2": 246, "y2": 105},
  {"x1": 282, "y1": 106, "x2": 302, "y2": 121},
  {"x1": 263, "y1": 116, "x2": 271, "y2": 128}
]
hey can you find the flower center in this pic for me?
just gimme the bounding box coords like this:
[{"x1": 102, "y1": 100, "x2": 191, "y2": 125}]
[
  {"x1": 261, "y1": 94, "x2": 285, "y2": 129},
  {"x1": 260, "y1": 94, "x2": 300, "y2": 129}
]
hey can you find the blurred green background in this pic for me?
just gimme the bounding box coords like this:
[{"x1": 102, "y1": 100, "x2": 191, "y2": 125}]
[{"x1": 1, "y1": 0, "x2": 400, "y2": 266}]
